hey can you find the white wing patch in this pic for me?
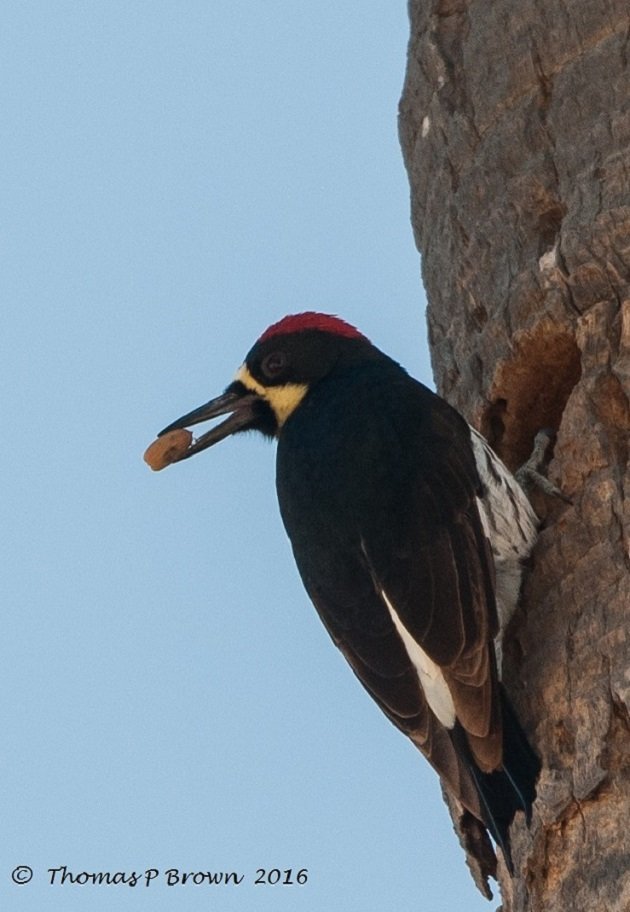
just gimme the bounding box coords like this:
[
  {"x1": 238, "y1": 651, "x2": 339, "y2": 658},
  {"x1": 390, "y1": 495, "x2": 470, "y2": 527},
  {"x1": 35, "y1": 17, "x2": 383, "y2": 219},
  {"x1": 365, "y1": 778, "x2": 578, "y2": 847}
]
[{"x1": 381, "y1": 589, "x2": 456, "y2": 729}]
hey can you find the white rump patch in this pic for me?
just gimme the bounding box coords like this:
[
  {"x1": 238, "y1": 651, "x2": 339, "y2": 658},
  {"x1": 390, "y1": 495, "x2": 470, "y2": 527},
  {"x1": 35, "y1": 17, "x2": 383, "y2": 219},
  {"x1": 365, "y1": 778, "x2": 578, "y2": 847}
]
[
  {"x1": 381, "y1": 589, "x2": 456, "y2": 729},
  {"x1": 468, "y1": 425, "x2": 539, "y2": 674}
]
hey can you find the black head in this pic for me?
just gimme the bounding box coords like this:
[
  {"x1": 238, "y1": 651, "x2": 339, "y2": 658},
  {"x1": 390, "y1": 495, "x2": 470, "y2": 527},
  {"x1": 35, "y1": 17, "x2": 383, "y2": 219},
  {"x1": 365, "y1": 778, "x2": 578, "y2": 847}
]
[{"x1": 156, "y1": 312, "x2": 383, "y2": 460}]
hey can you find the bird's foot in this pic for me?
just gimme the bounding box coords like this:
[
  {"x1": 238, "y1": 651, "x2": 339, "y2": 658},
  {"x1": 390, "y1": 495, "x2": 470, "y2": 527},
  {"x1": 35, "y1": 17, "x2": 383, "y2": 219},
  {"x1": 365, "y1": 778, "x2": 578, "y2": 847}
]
[{"x1": 515, "y1": 429, "x2": 572, "y2": 504}]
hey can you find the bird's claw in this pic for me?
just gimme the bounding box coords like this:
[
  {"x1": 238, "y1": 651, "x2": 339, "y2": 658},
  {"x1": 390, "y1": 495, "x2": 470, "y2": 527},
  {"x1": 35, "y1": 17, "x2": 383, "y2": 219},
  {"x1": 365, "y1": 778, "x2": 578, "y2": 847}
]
[{"x1": 515, "y1": 429, "x2": 572, "y2": 504}]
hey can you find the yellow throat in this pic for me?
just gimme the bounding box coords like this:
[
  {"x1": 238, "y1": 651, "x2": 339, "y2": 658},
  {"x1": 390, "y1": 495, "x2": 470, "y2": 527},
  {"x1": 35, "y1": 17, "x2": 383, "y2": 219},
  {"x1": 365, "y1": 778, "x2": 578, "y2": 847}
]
[{"x1": 235, "y1": 365, "x2": 308, "y2": 428}]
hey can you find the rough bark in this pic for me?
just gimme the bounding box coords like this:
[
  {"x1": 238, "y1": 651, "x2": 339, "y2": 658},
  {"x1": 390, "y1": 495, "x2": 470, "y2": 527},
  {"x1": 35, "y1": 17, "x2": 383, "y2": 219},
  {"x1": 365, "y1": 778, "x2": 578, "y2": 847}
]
[{"x1": 399, "y1": 2, "x2": 630, "y2": 909}]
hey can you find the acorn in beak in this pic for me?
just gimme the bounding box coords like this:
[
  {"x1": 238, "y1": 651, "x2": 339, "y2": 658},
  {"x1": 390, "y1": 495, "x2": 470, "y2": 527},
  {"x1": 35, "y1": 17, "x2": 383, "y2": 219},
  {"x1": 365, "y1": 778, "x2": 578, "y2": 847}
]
[{"x1": 144, "y1": 384, "x2": 261, "y2": 470}]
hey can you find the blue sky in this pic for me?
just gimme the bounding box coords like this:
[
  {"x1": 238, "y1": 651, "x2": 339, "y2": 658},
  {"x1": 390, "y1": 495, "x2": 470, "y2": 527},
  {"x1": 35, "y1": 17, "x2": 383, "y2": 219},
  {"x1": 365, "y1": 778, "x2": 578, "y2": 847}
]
[{"x1": 2, "y1": 3, "x2": 490, "y2": 910}]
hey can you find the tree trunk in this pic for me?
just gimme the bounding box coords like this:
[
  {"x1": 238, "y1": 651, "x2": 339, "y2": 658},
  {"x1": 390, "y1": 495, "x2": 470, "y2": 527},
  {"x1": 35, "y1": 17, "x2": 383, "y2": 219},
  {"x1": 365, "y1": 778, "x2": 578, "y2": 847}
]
[{"x1": 399, "y1": 2, "x2": 630, "y2": 909}]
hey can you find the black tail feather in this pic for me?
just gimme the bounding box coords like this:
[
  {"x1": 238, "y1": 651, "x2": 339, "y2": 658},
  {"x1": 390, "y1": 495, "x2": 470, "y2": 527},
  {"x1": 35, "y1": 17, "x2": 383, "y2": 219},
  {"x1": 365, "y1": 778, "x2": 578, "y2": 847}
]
[
  {"x1": 455, "y1": 687, "x2": 540, "y2": 872},
  {"x1": 499, "y1": 685, "x2": 540, "y2": 824},
  {"x1": 466, "y1": 761, "x2": 516, "y2": 873}
]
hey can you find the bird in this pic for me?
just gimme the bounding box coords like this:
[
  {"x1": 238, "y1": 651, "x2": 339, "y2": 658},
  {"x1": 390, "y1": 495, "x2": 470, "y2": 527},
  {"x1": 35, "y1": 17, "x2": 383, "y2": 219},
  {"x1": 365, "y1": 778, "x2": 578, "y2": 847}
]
[{"x1": 152, "y1": 312, "x2": 541, "y2": 889}]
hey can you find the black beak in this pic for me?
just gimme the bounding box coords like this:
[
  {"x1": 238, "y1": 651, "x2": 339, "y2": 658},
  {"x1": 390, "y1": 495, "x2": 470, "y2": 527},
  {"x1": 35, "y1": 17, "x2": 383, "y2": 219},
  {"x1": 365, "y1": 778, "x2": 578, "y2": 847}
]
[{"x1": 158, "y1": 387, "x2": 260, "y2": 459}]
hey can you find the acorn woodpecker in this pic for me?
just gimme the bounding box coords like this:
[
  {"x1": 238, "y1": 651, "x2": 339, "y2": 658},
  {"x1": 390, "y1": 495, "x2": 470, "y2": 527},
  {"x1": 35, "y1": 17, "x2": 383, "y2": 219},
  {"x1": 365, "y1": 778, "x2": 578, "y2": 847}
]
[{"x1": 153, "y1": 312, "x2": 540, "y2": 884}]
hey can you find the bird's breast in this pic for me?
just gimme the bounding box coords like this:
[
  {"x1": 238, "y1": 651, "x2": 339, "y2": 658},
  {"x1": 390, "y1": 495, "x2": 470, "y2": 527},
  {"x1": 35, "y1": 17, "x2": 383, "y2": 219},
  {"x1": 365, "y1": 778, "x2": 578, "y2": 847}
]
[{"x1": 276, "y1": 386, "x2": 407, "y2": 536}]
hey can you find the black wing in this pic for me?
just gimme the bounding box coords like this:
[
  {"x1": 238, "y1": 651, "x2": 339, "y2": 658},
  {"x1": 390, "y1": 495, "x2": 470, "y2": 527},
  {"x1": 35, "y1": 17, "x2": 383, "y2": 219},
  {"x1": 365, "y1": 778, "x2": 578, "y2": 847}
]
[
  {"x1": 360, "y1": 389, "x2": 503, "y2": 773},
  {"x1": 277, "y1": 365, "x2": 502, "y2": 789}
]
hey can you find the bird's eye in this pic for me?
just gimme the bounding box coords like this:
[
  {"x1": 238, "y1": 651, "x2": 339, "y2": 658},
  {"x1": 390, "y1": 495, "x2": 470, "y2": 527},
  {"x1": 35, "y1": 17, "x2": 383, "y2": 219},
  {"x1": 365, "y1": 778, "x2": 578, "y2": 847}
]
[{"x1": 261, "y1": 351, "x2": 287, "y2": 378}]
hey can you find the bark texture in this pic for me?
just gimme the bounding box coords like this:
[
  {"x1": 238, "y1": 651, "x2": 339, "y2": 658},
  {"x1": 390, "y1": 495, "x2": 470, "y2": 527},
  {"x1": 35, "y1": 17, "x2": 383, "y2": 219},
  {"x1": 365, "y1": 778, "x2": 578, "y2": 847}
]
[{"x1": 399, "y1": 2, "x2": 630, "y2": 909}]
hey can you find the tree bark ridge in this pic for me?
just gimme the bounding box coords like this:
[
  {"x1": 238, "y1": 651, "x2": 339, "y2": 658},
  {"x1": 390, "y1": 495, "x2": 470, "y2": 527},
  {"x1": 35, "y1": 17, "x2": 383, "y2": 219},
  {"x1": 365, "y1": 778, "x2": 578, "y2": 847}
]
[{"x1": 399, "y1": 1, "x2": 630, "y2": 908}]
